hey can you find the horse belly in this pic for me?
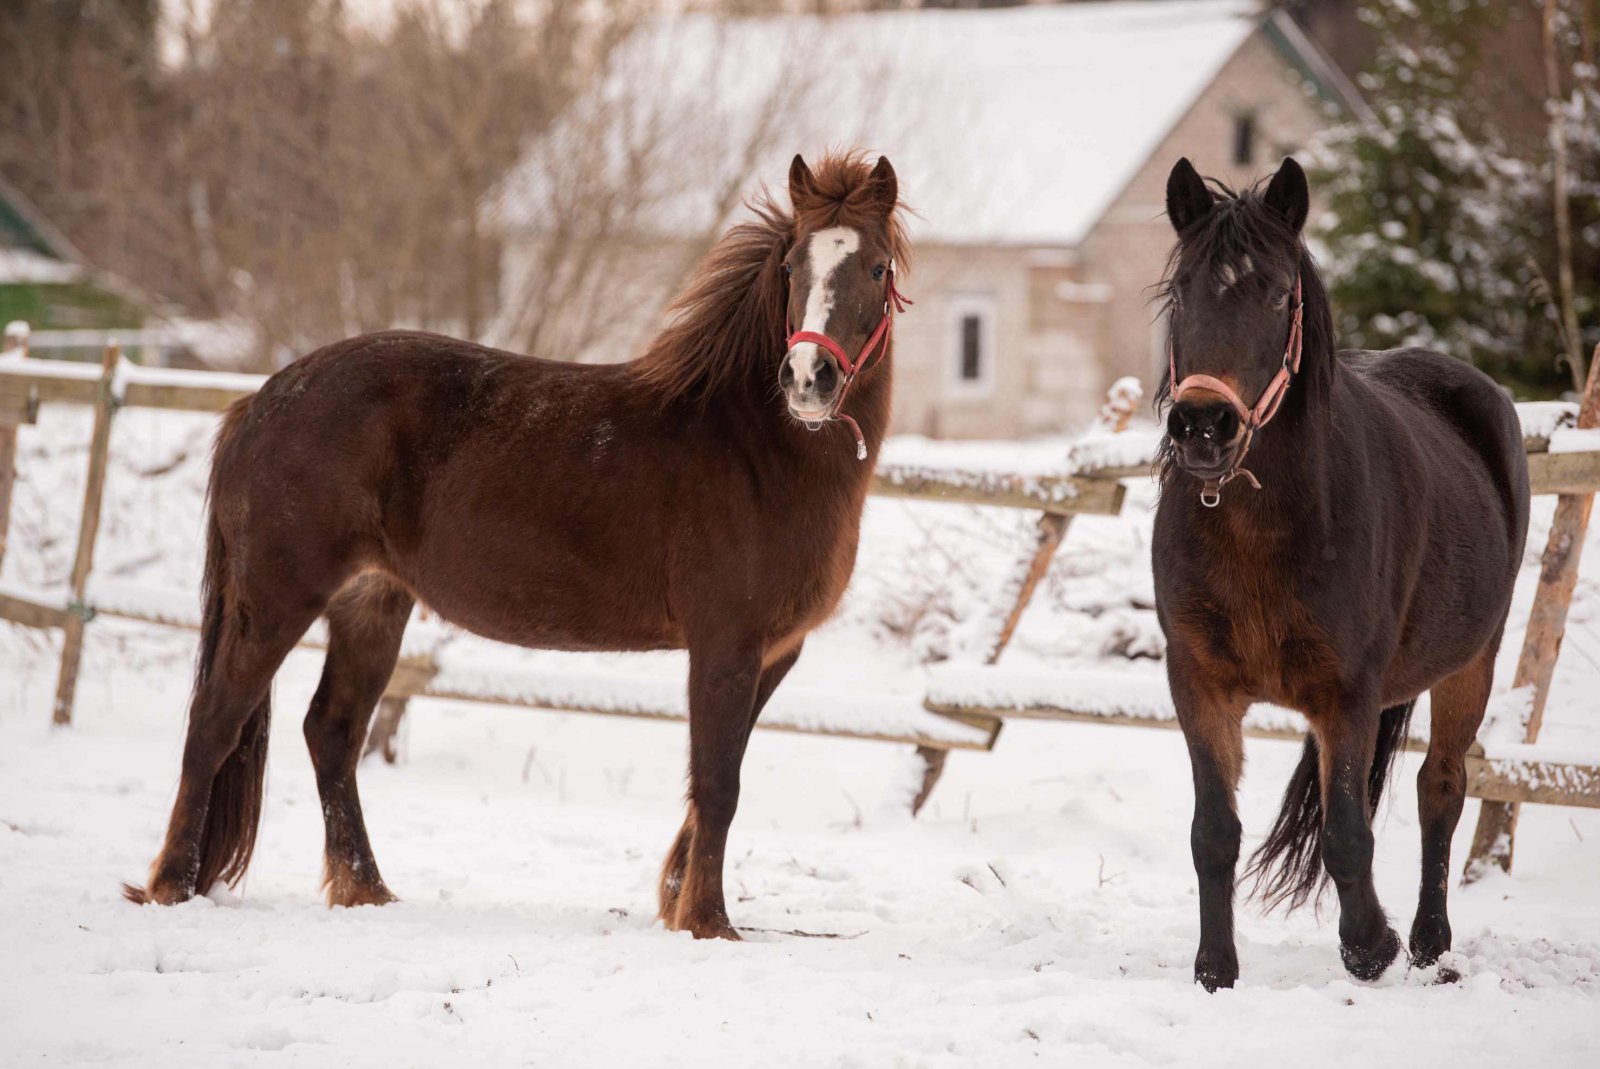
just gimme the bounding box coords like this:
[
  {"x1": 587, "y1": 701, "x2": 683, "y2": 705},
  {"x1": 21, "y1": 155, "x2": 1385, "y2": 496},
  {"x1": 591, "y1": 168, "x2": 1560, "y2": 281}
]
[
  {"x1": 402, "y1": 533, "x2": 681, "y2": 653},
  {"x1": 417, "y1": 579, "x2": 681, "y2": 652}
]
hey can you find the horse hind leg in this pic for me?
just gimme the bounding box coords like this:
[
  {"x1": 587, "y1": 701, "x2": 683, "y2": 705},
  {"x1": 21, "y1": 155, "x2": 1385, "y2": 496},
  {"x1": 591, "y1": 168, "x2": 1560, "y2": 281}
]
[
  {"x1": 1412, "y1": 641, "x2": 1497, "y2": 970},
  {"x1": 128, "y1": 572, "x2": 324, "y2": 905},
  {"x1": 304, "y1": 573, "x2": 414, "y2": 908}
]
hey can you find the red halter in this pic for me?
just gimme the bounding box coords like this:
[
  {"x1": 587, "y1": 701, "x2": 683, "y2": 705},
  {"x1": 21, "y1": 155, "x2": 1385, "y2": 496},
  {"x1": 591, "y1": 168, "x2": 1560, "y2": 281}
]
[
  {"x1": 786, "y1": 262, "x2": 912, "y2": 460},
  {"x1": 1168, "y1": 276, "x2": 1304, "y2": 507}
]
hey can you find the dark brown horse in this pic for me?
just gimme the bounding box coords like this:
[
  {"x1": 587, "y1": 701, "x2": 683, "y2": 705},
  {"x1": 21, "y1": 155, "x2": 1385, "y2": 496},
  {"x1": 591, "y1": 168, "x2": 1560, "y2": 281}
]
[
  {"x1": 123, "y1": 151, "x2": 908, "y2": 940},
  {"x1": 1154, "y1": 157, "x2": 1529, "y2": 989}
]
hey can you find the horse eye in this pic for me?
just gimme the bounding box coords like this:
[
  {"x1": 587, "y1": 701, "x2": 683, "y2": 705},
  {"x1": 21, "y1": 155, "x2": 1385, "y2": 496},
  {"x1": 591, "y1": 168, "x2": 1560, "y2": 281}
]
[
  {"x1": 871, "y1": 264, "x2": 887, "y2": 281},
  {"x1": 1271, "y1": 288, "x2": 1289, "y2": 307},
  {"x1": 783, "y1": 263, "x2": 792, "y2": 277}
]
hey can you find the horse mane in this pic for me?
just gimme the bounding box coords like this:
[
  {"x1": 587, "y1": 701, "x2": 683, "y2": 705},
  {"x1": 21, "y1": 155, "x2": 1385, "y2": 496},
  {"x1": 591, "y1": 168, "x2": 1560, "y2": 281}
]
[
  {"x1": 1152, "y1": 176, "x2": 1337, "y2": 479},
  {"x1": 633, "y1": 151, "x2": 910, "y2": 407}
]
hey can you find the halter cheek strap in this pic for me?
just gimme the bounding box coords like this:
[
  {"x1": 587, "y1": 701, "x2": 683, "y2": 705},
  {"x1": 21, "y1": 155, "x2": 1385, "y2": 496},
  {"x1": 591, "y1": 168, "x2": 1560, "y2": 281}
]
[
  {"x1": 1168, "y1": 277, "x2": 1303, "y2": 507},
  {"x1": 786, "y1": 262, "x2": 912, "y2": 461}
]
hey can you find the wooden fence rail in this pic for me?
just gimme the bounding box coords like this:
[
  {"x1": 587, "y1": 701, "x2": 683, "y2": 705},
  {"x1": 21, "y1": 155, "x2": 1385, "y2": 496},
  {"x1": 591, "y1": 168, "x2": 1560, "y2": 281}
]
[{"x1": 0, "y1": 347, "x2": 1595, "y2": 853}]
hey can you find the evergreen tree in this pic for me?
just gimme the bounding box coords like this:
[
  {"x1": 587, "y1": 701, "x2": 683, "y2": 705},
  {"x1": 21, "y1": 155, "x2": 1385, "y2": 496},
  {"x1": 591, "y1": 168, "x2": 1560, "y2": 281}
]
[{"x1": 1313, "y1": 0, "x2": 1561, "y2": 394}]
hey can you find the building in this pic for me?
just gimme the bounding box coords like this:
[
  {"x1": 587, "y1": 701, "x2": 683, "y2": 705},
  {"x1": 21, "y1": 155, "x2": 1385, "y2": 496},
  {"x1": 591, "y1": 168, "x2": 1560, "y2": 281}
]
[
  {"x1": 495, "y1": 0, "x2": 1364, "y2": 438},
  {"x1": 0, "y1": 173, "x2": 148, "y2": 346}
]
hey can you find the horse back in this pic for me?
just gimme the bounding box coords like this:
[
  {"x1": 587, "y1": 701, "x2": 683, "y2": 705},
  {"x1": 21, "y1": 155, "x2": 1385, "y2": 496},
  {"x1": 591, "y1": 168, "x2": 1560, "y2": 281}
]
[{"x1": 1343, "y1": 346, "x2": 1530, "y2": 566}]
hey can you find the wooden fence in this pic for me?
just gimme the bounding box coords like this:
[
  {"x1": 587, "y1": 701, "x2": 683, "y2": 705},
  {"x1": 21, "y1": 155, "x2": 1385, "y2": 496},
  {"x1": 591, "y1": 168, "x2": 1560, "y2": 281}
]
[{"x1": 1, "y1": 342, "x2": 1595, "y2": 873}]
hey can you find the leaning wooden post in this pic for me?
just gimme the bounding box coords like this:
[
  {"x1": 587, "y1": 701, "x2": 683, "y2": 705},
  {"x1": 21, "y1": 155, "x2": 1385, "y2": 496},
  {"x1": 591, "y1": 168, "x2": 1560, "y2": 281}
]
[
  {"x1": 1465, "y1": 343, "x2": 1600, "y2": 879},
  {"x1": 916, "y1": 505, "x2": 1069, "y2": 812},
  {"x1": 52, "y1": 341, "x2": 122, "y2": 726},
  {"x1": 915, "y1": 380, "x2": 1142, "y2": 816},
  {"x1": 981, "y1": 512, "x2": 1073, "y2": 665}
]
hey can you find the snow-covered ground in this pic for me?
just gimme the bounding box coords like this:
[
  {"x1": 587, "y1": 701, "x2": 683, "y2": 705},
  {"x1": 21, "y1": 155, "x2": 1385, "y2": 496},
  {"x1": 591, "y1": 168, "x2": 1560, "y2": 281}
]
[{"x1": 2, "y1": 407, "x2": 1598, "y2": 1067}]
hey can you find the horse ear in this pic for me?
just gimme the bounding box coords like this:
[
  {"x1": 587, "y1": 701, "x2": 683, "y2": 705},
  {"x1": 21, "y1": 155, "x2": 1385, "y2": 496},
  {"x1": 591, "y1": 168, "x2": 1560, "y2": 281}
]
[
  {"x1": 865, "y1": 155, "x2": 898, "y2": 218},
  {"x1": 1263, "y1": 157, "x2": 1310, "y2": 232},
  {"x1": 789, "y1": 154, "x2": 818, "y2": 210},
  {"x1": 1166, "y1": 158, "x2": 1213, "y2": 233}
]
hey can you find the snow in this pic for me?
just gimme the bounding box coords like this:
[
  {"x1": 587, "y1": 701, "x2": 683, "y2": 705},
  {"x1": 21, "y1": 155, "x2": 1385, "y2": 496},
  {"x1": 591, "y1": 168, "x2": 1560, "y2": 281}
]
[
  {"x1": 3, "y1": 404, "x2": 1600, "y2": 1065},
  {"x1": 1548, "y1": 427, "x2": 1600, "y2": 455},
  {"x1": 0, "y1": 246, "x2": 83, "y2": 285},
  {"x1": 117, "y1": 361, "x2": 268, "y2": 396},
  {"x1": 499, "y1": 1, "x2": 1262, "y2": 247},
  {"x1": 930, "y1": 664, "x2": 1309, "y2": 740},
  {"x1": 1518, "y1": 401, "x2": 1579, "y2": 443},
  {"x1": 0, "y1": 354, "x2": 104, "y2": 383},
  {"x1": 425, "y1": 646, "x2": 990, "y2": 748}
]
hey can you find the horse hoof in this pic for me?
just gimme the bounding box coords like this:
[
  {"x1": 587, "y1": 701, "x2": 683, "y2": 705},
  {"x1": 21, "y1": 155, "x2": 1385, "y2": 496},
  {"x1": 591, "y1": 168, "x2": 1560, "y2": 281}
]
[
  {"x1": 1194, "y1": 949, "x2": 1238, "y2": 991},
  {"x1": 124, "y1": 876, "x2": 193, "y2": 906},
  {"x1": 1341, "y1": 927, "x2": 1403, "y2": 982},
  {"x1": 325, "y1": 882, "x2": 397, "y2": 909},
  {"x1": 665, "y1": 908, "x2": 742, "y2": 941},
  {"x1": 1408, "y1": 916, "x2": 1451, "y2": 969},
  {"x1": 691, "y1": 921, "x2": 743, "y2": 942}
]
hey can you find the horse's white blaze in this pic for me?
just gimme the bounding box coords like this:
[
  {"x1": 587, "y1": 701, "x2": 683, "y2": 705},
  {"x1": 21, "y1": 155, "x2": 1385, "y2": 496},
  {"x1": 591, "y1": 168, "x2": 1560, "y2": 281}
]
[
  {"x1": 787, "y1": 227, "x2": 860, "y2": 396},
  {"x1": 1216, "y1": 254, "x2": 1255, "y2": 295}
]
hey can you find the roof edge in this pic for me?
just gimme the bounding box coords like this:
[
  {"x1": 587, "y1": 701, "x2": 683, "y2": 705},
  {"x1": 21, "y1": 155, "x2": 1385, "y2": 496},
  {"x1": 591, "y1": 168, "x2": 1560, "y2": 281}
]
[
  {"x1": 1076, "y1": 6, "x2": 1370, "y2": 250},
  {"x1": 1263, "y1": 8, "x2": 1375, "y2": 128},
  {"x1": 0, "y1": 172, "x2": 86, "y2": 264}
]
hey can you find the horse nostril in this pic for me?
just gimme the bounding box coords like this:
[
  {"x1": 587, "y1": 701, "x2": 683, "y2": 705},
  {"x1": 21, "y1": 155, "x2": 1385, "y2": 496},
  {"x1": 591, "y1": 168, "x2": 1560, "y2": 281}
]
[
  {"x1": 779, "y1": 360, "x2": 795, "y2": 389},
  {"x1": 1171, "y1": 404, "x2": 1237, "y2": 443},
  {"x1": 815, "y1": 359, "x2": 838, "y2": 395}
]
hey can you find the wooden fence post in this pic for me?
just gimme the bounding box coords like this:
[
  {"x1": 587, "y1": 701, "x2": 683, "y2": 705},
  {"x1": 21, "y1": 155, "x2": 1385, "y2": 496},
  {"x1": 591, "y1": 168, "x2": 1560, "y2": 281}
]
[
  {"x1": 52, "y1": 342, "x2": 122, "y2": 726},
  {"x1": 0, "y1": 415, "x2": 17, "y2": 571},
  {"x1": 1465, "y1": 343, "x2": 1600, "y2": 879},
  {"x1": 362, "y1": 655, "x2": 438, "y2": 763},
  {"x1": 0, "y1": 322, "x2": 30, "y2": 570}
]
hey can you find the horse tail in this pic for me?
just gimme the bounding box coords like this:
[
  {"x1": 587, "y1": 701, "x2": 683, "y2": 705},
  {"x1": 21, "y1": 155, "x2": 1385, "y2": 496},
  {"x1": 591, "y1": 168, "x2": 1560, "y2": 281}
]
[
  {"x1": 1246, "y1": 700, "x2": 1415, "y2": 911},
  {"x1": 191, "y1": 398, "x2": 271, "y2": 893}
]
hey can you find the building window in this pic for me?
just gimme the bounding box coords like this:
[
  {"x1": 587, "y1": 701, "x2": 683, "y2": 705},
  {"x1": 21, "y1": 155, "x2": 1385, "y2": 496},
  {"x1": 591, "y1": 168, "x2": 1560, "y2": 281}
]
[
  {"x1": 946, "y1": 295, "x2": 996, "y2": 396},
  {"x1": 1232, "y1": 112, "x2": 1255, "y2": 167}
]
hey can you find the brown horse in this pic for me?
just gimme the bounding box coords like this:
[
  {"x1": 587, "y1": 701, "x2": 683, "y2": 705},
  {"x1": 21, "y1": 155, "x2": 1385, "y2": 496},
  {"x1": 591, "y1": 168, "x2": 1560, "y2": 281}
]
[
  {"x1": 123, "y1": 151, "x2": 908, "y2": 940},
  {"x1": 1154, "y1": 157, "x2": 1529, "y2": 989}
]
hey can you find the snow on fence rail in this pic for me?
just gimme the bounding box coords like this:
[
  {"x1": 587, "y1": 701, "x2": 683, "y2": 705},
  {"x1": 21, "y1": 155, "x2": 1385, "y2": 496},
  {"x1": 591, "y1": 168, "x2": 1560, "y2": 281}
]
[
  {"x1": 925, "y1": 666, "x2": 1600, "y2": 810},
  {"x1": 1, "y1": 345, "x2": 1598, "y2": 839}
]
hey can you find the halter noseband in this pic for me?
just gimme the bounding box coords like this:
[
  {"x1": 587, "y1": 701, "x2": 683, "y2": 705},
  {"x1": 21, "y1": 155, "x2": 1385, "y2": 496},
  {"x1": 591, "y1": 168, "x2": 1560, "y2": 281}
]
[
  {"x1": 1167, "y1": 276, "x2": 1304, "y2": 507},
  {"x1": 786, "y1": 261, "x2": 912, "y2": 461}
]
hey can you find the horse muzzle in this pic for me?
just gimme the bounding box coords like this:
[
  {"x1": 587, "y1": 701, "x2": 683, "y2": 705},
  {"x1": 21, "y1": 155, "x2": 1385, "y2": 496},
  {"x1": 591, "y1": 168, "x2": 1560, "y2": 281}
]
[
  {"x1": 781, "y1": 344, "x2": 843, "y2": 424},
  {"x1": 1167, "y1": 398, "x2": 1244, "y2": 478}
]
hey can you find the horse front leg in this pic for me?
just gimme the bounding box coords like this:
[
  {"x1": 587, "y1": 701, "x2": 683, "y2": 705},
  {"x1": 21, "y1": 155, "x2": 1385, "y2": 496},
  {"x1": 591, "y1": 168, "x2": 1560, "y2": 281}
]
[
  {"x1": 1312, "y1": 701, "x2": 1404, "y2": 981},
  {"x1": 659, "y1": 639, "x2": 763, "y2": 940},
  {"x1": 1172, "y1": 666, "x2": 1248, "y2": 991}
]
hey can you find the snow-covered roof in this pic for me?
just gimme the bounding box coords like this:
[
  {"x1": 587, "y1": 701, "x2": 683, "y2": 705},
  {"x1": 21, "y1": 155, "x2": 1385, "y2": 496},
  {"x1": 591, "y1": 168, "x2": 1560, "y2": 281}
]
[
  {"x1": 499, "y1": 0, "x2": 1300, "y2": 248},
  {"x1": 0, "y1": 247, "x2": 84, "y2": 286}
]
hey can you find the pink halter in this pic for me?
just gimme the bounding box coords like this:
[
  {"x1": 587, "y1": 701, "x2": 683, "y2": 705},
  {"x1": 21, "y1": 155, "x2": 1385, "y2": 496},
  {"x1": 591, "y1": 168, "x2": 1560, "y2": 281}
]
[
  {"x1": 1168, "y1": 277, "x2": 1304, "y2": 507},
  {"x1": 786, "y1": 262, "x2": 911, "y2": 461}
]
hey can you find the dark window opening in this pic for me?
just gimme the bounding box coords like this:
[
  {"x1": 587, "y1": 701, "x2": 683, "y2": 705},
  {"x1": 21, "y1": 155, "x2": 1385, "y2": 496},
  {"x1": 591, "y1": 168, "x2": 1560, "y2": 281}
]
[
  {"x1": 1233, "y1": 113, "x2": 1255, "y2": 167},
  {"x1": 959, "y1": 314, "x2": 983, "y2": 381}
]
